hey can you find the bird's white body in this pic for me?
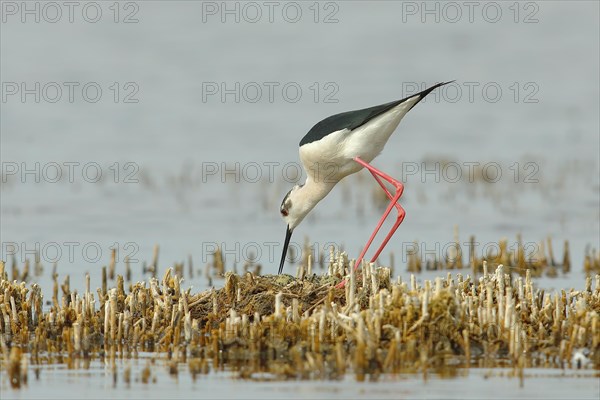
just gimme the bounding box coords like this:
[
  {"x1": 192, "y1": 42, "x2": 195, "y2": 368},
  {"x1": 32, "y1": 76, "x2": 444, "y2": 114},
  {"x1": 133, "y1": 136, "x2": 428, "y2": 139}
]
[
  {"x1": 299, "y1": 95, "x2": 421, "y2": 184},
  {"x1": 282, "y1": 94, "x2": 421, "y2": 230}
]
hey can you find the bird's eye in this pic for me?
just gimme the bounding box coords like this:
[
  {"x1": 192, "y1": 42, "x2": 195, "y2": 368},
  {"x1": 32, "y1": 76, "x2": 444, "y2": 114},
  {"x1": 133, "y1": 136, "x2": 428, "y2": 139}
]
[{"x1": 281, "y1": 209, "x2": 288, "y2": 217}]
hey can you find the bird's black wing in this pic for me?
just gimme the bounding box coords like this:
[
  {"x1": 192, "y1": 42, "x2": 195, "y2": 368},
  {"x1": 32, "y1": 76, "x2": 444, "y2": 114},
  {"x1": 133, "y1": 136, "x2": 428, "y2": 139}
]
[{"x1": 299, "y1": 82, "x2": 450, "y2": 147}]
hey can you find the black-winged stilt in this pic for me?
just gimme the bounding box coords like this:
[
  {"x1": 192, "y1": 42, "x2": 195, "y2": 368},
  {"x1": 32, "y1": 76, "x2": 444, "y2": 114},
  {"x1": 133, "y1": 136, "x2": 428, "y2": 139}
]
[{"x1": 278, "y1": 81, "x2": 451, "y2": 275}]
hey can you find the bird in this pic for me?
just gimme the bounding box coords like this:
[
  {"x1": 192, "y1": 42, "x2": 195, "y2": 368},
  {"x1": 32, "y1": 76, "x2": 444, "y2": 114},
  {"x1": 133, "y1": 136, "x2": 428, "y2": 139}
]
[{"x1": 278, "y1": 81, "x2": 452, "y2": 275}]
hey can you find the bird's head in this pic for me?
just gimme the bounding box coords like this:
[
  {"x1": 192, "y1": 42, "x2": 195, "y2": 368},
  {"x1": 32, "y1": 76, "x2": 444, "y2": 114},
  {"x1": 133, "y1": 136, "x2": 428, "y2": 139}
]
[
  {"x1": 279, "y1": 184, "x2": 308, "y2": 231},
  {"x1": 278, "y1": 184, "x2": 310, "y2": 274},
  {"x1": 278, "y1": 180, "x2": 332, "y2": 274}
]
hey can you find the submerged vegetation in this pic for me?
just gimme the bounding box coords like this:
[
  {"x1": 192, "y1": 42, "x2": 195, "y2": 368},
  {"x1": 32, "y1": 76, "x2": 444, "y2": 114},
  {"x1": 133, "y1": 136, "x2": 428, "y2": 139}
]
[{"x1": 1, "y1": 242, "x2": 599, "y2": 388}]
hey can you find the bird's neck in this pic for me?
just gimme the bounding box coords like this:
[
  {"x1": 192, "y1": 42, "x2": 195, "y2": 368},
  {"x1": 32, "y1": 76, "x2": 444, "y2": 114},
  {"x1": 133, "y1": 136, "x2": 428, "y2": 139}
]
[{"x1": 299, "y1": 176, "x2": 336, "y2": 210}]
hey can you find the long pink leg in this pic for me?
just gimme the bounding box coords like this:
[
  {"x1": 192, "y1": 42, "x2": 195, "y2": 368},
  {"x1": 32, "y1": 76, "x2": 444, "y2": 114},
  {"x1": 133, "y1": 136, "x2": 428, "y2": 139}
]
[
  {"x1": 366, "y1": 172, "x2": 406, "y2": 262},
  {"x1": 353, "y1": 156, "x2": 406, "y2": 268},
  {"x1": 337, "y1": 157, "x2": 406, "y2": 288}
]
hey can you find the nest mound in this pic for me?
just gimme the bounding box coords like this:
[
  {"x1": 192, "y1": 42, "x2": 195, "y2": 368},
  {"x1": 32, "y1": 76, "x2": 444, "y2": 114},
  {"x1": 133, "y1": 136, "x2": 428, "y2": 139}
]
[{"x1": 189, "y1": 273, "x2": 344, "y2": 325}]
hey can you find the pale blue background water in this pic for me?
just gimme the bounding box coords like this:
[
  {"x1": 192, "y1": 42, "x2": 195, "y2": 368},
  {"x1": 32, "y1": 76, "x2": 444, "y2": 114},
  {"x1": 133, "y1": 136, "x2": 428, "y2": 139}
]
[
  {"x1": 1, "y1": 1, "x2": 599, "y2": 397},
  {"x1": 1, "y1": 3, "x2": 599, "y2": 288},
  {"x1": 1, "y1": 1, "x2": 600, "y2": 282}
]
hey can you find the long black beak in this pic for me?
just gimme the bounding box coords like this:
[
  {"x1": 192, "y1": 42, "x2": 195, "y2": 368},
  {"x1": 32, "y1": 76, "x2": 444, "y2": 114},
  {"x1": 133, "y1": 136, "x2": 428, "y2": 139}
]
[{"x1": 278, "y1": 225, "x2": 293, "y2": 274}]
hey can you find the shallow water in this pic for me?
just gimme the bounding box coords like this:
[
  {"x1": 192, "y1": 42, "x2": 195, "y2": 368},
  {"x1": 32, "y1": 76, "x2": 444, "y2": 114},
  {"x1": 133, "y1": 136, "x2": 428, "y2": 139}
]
[
  {"x1": 2, "y1": 357, "x2": 599, "y2": 400},
  {"x1": 1, "y1": 0, "x2": 599, "y2": 396}
]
